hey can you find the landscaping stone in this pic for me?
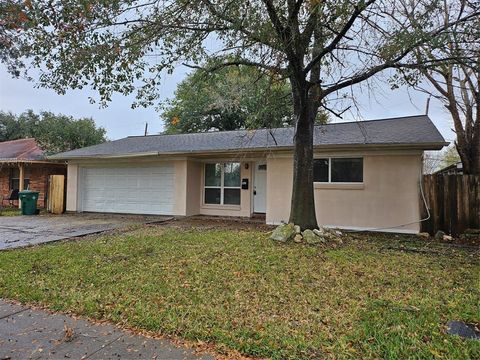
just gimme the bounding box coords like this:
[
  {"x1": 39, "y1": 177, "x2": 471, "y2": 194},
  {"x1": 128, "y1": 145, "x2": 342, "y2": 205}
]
[
  {"x1": 293, "y1": 234, "x2": 303, "y2": 243},
  {"x1": 274, "y1": 224, "x2": 344, "y2": 246},
  {"x1": 323, "y1": 231, "x2": 336, "y2": 240},
  {"x1": 270, "y1": 223, "x2": 296, "y2": 242},
  {"x1": 417, "y1": 232, "x2": 430, "y2": 239},
  {"x1": 446, "y1": 320, "x2": 480, "y2": 340},
  {"x1": 434, "y1": 230, "x2": 445, "y2": 241},
  {"x1": 302, "y1": 229, "x2": 322, "y2": 244}
]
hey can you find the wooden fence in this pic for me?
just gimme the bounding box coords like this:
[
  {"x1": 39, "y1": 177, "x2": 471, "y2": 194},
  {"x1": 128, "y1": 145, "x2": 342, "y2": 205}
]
[
  {"x1": 47, "y1": 175, "x2": 65, "y2": 214},
  {"x1": 421, "y1": 174, "x2": 480, "y2": 236}
]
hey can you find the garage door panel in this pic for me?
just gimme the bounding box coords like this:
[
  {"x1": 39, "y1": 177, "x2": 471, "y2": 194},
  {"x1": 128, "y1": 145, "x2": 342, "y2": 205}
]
[{"x1": 80, "y1": 165, "x2": 175, "y2": 215}]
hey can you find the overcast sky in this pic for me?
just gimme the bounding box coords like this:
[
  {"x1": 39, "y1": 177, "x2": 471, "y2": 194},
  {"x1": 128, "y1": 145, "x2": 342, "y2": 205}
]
[{"x1": 0, "y1": 65, "x2": 455, "y2": 143}]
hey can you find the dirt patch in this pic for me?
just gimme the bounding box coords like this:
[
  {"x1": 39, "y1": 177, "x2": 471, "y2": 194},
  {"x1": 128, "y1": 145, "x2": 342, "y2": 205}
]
[
  {"x1": 348, "y1": 231, "x2": 480, "y2": 255},
  {"x1": 153, "y1": 215, "x2": 274, "y2": 231}
]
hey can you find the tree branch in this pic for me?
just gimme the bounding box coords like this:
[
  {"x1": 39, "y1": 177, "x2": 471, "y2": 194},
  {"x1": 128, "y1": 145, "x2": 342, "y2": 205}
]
[
  {"x1": 323, "y1": 9, "x2": 480, "y2": 97},
  {"x1": 303, "y1": 0, "x2": 377, "y2": 75}
]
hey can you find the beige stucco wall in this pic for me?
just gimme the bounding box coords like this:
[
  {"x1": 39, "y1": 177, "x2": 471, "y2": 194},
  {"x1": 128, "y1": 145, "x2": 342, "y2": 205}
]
[
  {"x1": 185, "y1": 161, "x2": 201, "y2": 216},
  {"x1": 66, "y1": 163, "x2": 78, "y2": 212},
  {"x1": 66, "y1": 158, "x2": 252, "y2": 217},
  {"x1": 266, "y1": 152, "x2": 423, "y2": 233},
  {"x1": 173, "y1": 160, "x2": 187, "y2": 215},
  {"x1": 65, "y1": 150, "x2": 424, "y2": 232}
]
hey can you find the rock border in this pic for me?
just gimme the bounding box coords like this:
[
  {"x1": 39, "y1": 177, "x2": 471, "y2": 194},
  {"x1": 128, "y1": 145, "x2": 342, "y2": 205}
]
[{"x1": 270, "y1": 223, "x2": 343, "y2": 245}]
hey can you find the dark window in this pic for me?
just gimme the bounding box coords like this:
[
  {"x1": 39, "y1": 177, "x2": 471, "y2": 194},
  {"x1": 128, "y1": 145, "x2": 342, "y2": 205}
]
[
  {"x1": 10, "y1": 168, "x2": 30, "y2": 190},
  {"x1": 205, "y1": 163, "x2": 221, "y2": 187},
  {"x1": 204, "y1": 188, "x2": 221, "y2": 204},
  {"x1": 224, "y1": 189, "x2": 241, "y2": 205},
  {"x1": 10, "y1": 178, "x2": 30, "y2": 191},
  {"x1": 331, "y1": 158, "x2": 363, "y2": 182},
  {"x1": 224, "y1": 163, "x2": 241, "y2": 187},
  {"x1": 313, "y1": 159, "x2": 329, "y2": 182},
  {"x1": 313, "y1": 158, "x2": 363, "y2": 183},
  {"x1": 204, "y1": 162, "x2": 241, "y2": 205}
]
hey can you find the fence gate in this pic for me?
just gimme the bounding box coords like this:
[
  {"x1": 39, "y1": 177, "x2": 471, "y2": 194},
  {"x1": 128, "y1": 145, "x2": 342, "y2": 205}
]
[
  {"x1": 47, "y1": 175, "x2": 65, "y2": 215},
  {"x1": 421, "y1": 174, "x2": 480, "y2": 236}
]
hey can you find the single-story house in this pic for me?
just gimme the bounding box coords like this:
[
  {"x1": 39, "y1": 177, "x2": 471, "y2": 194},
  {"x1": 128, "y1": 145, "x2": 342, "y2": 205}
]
[
  {"x1": 50, "y1": 115, "x2": 447, "y2": 233},
  {"x1": 0, "y1": 138, "x2": 67, "y2": 208}
]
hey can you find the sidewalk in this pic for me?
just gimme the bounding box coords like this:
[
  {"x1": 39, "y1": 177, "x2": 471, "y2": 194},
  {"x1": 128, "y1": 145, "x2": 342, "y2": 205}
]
[{"x1": 0, "y1": 300, "x2": 213, "y2": 359}]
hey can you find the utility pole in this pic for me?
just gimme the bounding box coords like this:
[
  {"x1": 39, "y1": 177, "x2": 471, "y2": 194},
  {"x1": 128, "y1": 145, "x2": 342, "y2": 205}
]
[
  {"x1": 425, "y1": 96, "x2": 431, "y2": 115},
  {"x1": 144, "y1": 122, "x2": 148, "y2": 136}
]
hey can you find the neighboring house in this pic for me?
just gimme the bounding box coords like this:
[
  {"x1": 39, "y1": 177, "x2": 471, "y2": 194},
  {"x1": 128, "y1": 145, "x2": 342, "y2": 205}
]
[
  {"x1": 434, "y1": 161, "x2": 463, "y2": 175},
  {"x1": 0, "y1": 138, "x2": 66, "y2": 208},
  {"x1": 50, "y1": 115, "x2": 447, "y2": 233}
]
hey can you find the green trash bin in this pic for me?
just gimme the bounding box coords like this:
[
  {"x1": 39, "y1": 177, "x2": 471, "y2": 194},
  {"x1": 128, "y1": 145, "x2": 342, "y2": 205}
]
[{"x1": 19, "y1": 190, "x2": 40, "y2": 215}]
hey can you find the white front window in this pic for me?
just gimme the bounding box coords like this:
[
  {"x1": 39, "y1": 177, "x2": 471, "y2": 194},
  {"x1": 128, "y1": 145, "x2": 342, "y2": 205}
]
[{"x1": 204, "y1": 162, "x2": 241, "y2": 205}]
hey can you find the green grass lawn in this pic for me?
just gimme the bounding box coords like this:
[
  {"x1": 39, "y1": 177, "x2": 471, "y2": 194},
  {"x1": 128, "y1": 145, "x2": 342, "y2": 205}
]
[
  {"x1": 0, "y1": 226, "x2": 478, "y2": 359},
  {"x1": 0, "y1": 208, "x2": 21, "y2": 216}
]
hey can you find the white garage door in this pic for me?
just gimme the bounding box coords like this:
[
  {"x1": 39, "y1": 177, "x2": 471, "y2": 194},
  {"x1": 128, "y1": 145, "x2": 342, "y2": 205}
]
[{"x1": 79, "y1": 165, "x2": 175, "y2": 215}]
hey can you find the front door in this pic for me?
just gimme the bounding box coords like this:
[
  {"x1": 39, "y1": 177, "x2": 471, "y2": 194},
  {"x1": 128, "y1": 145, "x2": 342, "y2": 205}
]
[{"x1": 254, "y1": 163, "x2": 267, "y2": 213}]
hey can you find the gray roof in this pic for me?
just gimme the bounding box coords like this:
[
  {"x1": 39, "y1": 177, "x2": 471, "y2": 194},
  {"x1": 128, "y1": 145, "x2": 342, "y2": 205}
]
[{"x1": 50, "y1": 115, "x2": 447, "y2": 159}]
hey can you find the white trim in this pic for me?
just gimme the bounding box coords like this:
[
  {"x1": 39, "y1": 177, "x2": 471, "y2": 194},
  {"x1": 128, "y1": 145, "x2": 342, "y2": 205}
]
[
  {"x1": 265, "y1": 222, "x2": 418, "y2": 234},
  {"x1": 269, "y1": 149, "x2": 426, "y2": 159},
  {"x1": 201, "y1": 204, "x2": 241, "y2": 211},
  {"x1": 253, "y1": 161, "x2": 267, "y2": 213},
  {"x1": 314, "y1": 183, "x2": 364, "y2": 190},
  {"x1": 51, "y1": 142, "x2": 447, "y2": 161}
]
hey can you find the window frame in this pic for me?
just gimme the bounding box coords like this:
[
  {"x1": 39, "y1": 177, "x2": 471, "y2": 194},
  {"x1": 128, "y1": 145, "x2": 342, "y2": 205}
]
[
  {"x1": 313, "y1": 157, "x2": 364, "y2": 184},
  {"x1": 10, "y1": 178, "x2": 30, "y2": 191},
  {"x1": 204, "y1": 162, "x2": 241, "y2": 206},
  {"x1": 9, "y1": 168, "x2": 30, "y2": 190}
]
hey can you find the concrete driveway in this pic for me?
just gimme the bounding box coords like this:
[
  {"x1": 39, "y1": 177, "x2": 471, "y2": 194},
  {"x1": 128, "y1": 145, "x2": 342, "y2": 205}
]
[{"x1": 0, "y1": 213, "x2": 172, "y2": 250}]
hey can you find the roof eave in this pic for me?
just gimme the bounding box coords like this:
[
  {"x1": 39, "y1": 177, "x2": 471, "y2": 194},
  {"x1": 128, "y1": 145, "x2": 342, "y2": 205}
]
[
  {"x1": 49, "y1": 141, "x2": 449, "y2": 160},
  {"x1": 0, "y1": 159, "x2": 61, "y2": 164},
  {"x1": 313, "y1": 141, "x2": 449, "y2": 151}
]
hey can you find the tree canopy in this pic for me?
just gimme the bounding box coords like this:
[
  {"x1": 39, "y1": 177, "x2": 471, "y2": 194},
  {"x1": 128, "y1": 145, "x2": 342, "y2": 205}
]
[
  {"x1": 162, "y1": 64, "x2": 294, "y2": 133},
  {"x1": 392, "y1": 0, "x2": 479, "y2": 174},
  {"x1": 0, "y1": 110, "x2": 107, "y2": 154},
  {"x1": 162, "y1": 63, "x2": 328, "y2": 134},
  {"x1": 1, "y1": 0, "x2": 478, "y2": 228}
]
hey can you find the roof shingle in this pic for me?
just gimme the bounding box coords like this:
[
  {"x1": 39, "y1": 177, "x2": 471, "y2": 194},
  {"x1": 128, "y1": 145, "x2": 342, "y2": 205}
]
[
  {"x1": 0, "y1": 138, "x2": 45, "y2": 161},
  {"x1": 50, "y1": 115, "x2": 447, "y2": 159}
]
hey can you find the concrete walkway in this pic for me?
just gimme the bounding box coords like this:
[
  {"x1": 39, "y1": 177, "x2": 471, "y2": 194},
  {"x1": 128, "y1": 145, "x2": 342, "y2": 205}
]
[{"x1": 0, "y1": 300, "x2": 213, "y2": 360}]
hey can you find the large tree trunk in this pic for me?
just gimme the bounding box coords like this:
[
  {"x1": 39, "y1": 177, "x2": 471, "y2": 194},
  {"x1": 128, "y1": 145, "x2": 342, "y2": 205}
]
[
  {"x1": 469, "y1": 145, "x2": 480, "y2": 174},
  {"x1": 288, "y1": 81, "x2": 319, "y2": 230},
  {"x1": 457, "y1": 137, "x2": 480, "y2": 174},
  {"x1": 447, "y1": 97, "x2": 480, "y2": 175},
  {"x1": 464, "y1": 109, "x2": 480, "y2": 175}
]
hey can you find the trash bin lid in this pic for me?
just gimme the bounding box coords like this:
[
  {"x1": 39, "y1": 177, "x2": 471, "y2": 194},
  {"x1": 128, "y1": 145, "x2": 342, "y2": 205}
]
[{"x1": 18, "y1": 190, "x2": 40, "y2": 195}]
